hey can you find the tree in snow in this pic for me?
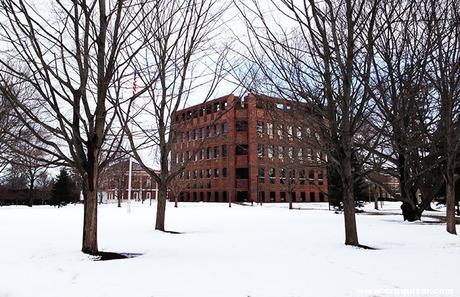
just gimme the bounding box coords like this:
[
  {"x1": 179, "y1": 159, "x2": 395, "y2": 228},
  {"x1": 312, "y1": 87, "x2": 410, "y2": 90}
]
[{"x1": 0, "y1": 0, "x2": 158, "y2": 254}]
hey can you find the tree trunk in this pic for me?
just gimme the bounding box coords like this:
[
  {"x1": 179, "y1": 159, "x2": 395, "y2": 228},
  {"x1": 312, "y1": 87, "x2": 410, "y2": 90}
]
[
  {"x1": 155, "y1": 183, "x2": 167, "y2": 231},
  {"x1": 174, "y1": 193, "x2": 178, "y2": 208},
  {"x1": 374, "y1": 188, "x2": 379, "y2": 210},
  {"x1": 445, "y1": 170, "x2": 457, "y2": 235},
  {"x1": 81, "y1": 169, "x2": 99, "y2": 255},
  {"x1": 288, "y1": 189, "x2": 293, "y2": 210},
  {"x1": 341, "y1": 156, "x2": 359, "y2": 246},
  {"x1": 28, "y1": 178, "x2": 34, "y2": 207}
]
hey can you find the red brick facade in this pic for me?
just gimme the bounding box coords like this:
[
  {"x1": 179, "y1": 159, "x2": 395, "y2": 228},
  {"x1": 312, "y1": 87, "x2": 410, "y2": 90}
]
[{"x1": 171, "y1": 93, "x2": 328, "y2": 203}]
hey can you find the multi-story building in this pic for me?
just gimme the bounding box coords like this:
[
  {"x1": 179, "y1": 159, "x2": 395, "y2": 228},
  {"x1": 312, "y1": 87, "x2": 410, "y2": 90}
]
[
  {"x1": 100, "y1": 159, "x2": 158, "y2": 203},
  {"x1": 170, "y1": 93, "x2": 328, "y2": 203}
]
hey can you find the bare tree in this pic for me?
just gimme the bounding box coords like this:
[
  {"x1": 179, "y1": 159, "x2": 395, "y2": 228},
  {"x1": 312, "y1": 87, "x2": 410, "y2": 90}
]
[
  {"x1": 236, "y1": 0, "x2": 380, "y2": 247},
  {"x1": 425, "y1": 0, "x2": 460, "y2": 234},
  {"x1": 365, "y1": 0, "x2": 439, "y2": 221},
  {"x1": 0, "y1": 0, "x2": 154, "y2": 254},
  {"x1": 119, "y1": 0, "x2": 230, "y2": 231}
]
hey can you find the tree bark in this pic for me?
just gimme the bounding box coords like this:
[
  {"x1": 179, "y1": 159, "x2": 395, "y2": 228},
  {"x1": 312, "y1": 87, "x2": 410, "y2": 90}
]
[
  {"x1": 155, "y1": 184, "x2": 167, "y2": 231},
  {"x1": 445, "y1": 168, "x2": 457, "y2": 234},
  {"x1": 374, "y1": 187, "x2": 379, "y2": 210},
  {"x1": 82, "y1": 173, "x2": 98, "y2": 255},
  {"x1": 341, "y1": 155, "x2": 359, "y2": 246}
]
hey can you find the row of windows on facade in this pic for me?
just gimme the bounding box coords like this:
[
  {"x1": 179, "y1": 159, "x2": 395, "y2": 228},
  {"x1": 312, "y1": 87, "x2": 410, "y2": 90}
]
[
  {"x1": 180, "y1": 167, "x2": 325, "y2": 185},
  {"x1": 256, "y1": 121, "x2": 320, "y2": 141},
  {"x1": 174, "y1": 145, "x2": 228, "y2": 164},
  {"x1": 174, "y1": 143, "x2": 326, "y2": 164},
  {"x1": 176, "y1": 122, "x2": 228, "y2": 143},
  {"x1": 178, "y1": 191, "x2": 326, "y2": 203},
  {"x1": 174, "y1": 97, "x2": 258, "y2": 124},
  {"x1": 175, "y1": 120, "x2": 319, "y2": 145},
  {"x1": 257, "y1": 144, "x2": 326, "y2": 162},
  {"x1": 107, "y1": 191, "x2": 153, "y2": 200},
  {"x1": 175, "y1": 100, "x2": 229, "y2": 123}
]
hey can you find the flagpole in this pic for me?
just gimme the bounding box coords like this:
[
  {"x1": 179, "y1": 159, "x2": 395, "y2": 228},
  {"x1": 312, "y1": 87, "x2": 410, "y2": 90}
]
[{"x1": 127, "y1": 69, "x2": 137, "y2": 214}]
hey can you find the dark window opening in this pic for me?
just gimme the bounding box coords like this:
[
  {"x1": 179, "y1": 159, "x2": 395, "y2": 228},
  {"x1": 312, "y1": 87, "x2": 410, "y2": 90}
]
[
  {"x1": 301, "y1": 192, "x2": 306, "y2": 202},
  {"x1": 236, "y1": 121, "x2": 248, "y2": 131},
  {"x1": 236, "y1": 144, "x2": 248, "y2": 155},
  {"x1": 319, "y1": 193, "x2": 325, "y2": 202},
  {"x1": 235, "y1": 168, "x2": 249, "y2": 179},
  {"x1": 280, "y1": 192, "x2": 286, "y2": 202},
  {"x1": 236, "y1": 191, "x2": 249, "y2": 202}
]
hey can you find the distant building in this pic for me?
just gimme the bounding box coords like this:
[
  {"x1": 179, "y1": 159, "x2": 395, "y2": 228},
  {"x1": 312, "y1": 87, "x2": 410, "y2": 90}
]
[
  {"x1": 100, "y1": 160, "x2": 158, "y2": 203},
  {"x1": 170, "y1": 93, "x2": 328, "y2": 203}
]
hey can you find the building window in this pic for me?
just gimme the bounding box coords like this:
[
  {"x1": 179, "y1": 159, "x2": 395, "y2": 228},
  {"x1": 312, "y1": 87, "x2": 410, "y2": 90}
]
[
  {"x1": 289, "y1": 169, "x2": 295, "y2": 184},
  {"x1": 191, "y1": 129, "x2": 196, "y2": 140},
  {"x1": 318, "y1": 171, "x2": 324, "y2": 186},
  {"x1": 280, "y1": 192, "x2": 286, "y2": 202},
  {"x1": 258, "y1": 167, "x2": 265, "y2": 183},
  {"x1": 222, "y1": 145, "x2": 227, "y2": 157},
  {"x1": 215, "y1": 124, "x2": 221, "y2": 136},
  {"x1": 257, "y1": 144, "x2": 264, "y2": 158},
  {"x1": 309, "y1": 170, "x2": 315, "y2": 184},
  {"x1": 235, "y1": 168, "x2": 249, "y2": 179},
  {"x1": 207, "y1": 126, "x2": 213, "y2": 138},
  {"x1": 214, "y1": 146, "x2": 220, "y2": 159},
  {"x1": 269, "y1": 168, "x2": 275, "y2": 184},
  {"x1": 276, "y1": 103, "x2": 284, "y2": 110},
  {"x1": 299, "y1": 170, "x2": 306, "y2": 184},
  {"x1": 268, "y1": 145, "x2": 274, "y2": 159},
  {"x1": 270, "y1": 191, "x2": 276, "y2": 202},
  {"x1": 235, "y1": 144, "x2": 248, "y2": 155},
  {"x1": 287, "y1": 125, "x2": 293, "y2": 140},
  {"x1": 222, "y1": 122, "x2": 228, "y2": 134},
  {"x1": 278, "y1": 146, "x2": 284, "y2": 159},
  {"x1": 207, "y1": 169, "x2": 212, "y2": 178},
  {"x1": 256, "y1": 121, "x2": 264, "y2": 136},
  {"x1": 207, "y1": 147, "x2": 212, "y2": 159},
  {"x1": 280, "y1": 168, "x2": 286, "y2": 184},
  {"x1": 319, "y1": 193, "x2": 325, "y2": 202},
  {"x1": 298, "y1": 148, "x2": 303, "y2": 160},
  {"x1": 200, "y1": 148, "x2": 205, "y2": 160},
  {"x1": 236, "y1": 121, "x2": 248, "y2": 131},
  {"x1": 222, "y1": 167, "x2": 227, "y2": 177},
  {"x1": 223, "y1": 191, "x2": 228, "y2": 202},
  {"x1": 297, "y1": 127, "x2": 302, "y2": 140},
  {"x1": 301, "y1": 192, "x2": 306, "y2": 202},
  {"x1": 214, "y1": 168, "x2": 220, "y2": 177},
  {"x1": 288, "y1": 147, "x2": 294, "y2": 159},
  {"x1": 310, "y1": 192, "x2": 315, "y2": 202},
  {"x1": 277, "y1": 124, "x2": 283, "y2": 139},
  {"x1": 307, "y1": 148, "x2": 312, "y2": 161},
  {"x1": 267, "y1": 123, "x2": 273, "y2": 138}
]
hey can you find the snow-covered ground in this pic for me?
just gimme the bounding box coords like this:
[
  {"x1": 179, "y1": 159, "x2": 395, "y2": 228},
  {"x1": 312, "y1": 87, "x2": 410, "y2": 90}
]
[{"x1": 0, "y1": 201, "x2": 459, "y2": 297}]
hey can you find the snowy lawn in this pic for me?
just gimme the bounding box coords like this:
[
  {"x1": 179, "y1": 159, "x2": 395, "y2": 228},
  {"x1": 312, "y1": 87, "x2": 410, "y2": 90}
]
[{"x1": 0, "y1": 202, "x2": 459, "y2": 297}]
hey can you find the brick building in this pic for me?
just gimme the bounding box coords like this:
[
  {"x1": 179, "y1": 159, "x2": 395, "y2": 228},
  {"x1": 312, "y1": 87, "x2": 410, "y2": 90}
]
[
  {"x1": 171, "y1": 93, "x2": 328, "y2": 203},
  {"x1": 100, "y1": 160, "x2": 158, "y2": 203}
]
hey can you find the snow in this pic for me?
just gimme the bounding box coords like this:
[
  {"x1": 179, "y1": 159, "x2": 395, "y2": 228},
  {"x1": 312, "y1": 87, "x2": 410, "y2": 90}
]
[{"x1": 0, "y1": 202, "x2": 459, "y2": 297}]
